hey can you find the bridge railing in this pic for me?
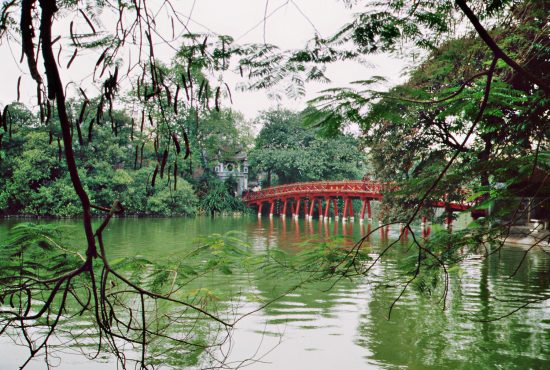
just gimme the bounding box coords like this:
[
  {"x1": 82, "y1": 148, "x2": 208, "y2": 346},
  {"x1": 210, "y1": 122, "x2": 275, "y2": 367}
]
[
  {"x1": 242, "y1": 180, "x2": 392, "y2": 203},
  {"x1": 242, "y1": 180, "x2": 479, "y2": 213}
]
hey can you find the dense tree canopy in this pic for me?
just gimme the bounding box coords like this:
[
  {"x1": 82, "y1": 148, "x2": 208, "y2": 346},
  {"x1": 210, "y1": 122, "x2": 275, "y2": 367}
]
[
  {"x1": 0, "y1": 101, "x2": 256, "y2": 217},
  {"x1": 307, "y1": 0, "x2": 548, "y2": 219},
  {"x1": 0, "y1": 0, "x2": 548, "y2": 368},
  {"x1": 250, "y1": 109, "x2": 366, "y2": 186}
]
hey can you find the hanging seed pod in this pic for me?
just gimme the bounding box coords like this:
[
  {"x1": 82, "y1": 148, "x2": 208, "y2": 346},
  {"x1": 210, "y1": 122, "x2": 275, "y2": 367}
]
[
  {"x1": 127, "y1": 49, "x2": 132, "y2": 76},
  {"x1": 173, "y1": 160, "x2": 178, "y2": 190},
  {"x1": 130, "y1": 117, "x2": 135, "y2": 141},
  {"x1": 76, "y1": 100, "x2": 87, "y2": 145},
  {"x1": 174, "y1": 85, "x2": 180, "y2": 114},
  {"x1": 160, "y1": 149, "x2": 168, "y2": 178},
  {"x1": 172, "y1": 132, "x2": 181, "y2": 154},
  {"x1": 140, "y1": 110, "x2": 145, "y2": 134},
  {"x1": 181, "y1": 73, "x2": 190, "y2": 100},
  {"x1": 57, "y1": 43, "x2": 63, "y2": 67},
  {"x1": 96, "y1": 96, "x2": 104, "y2": 124},
  {"x1": 205, "y1": 83, "x2": 210, "y2": 109},
  {"x1": 95, "y1": 48, "x2": 108, "y2": 67},
  {"x1": 154, "y1": 134, "x2": 159, "y2": 158},
  {"x1": 171, "y1": 17, "x2": 175, "y2": 39},
  {"x1": 67, "y1": 48, "x2": 78, "y2": 69},
  {"x1": 128, "y1": 308, "x2": 133, "y2": 333},
  {"x1": 37, "y1": 87, "x2": 44, "y2": 123},
  {"x1": 134, "y1": 144, "x2": 139, "y2": 169},
  {"x1": 215, "y1": 86, "x2": 221, "y2": 111},
  {"x1": 16, "y1": 76, "x2": 21, "y2": 102},
  {"x1": 79, "y1": 88, "x2": 88, "y2": 101},
  {"x1": 187, "y1": 58, "x2": 192, "y2": 84},
  {"x1": 45, "y1": 100, "x2": 52, "y2": 125},
  {"x1": 201, "y1": 36, "x2": 208, "y2": 55},
  {"x1": 57, "y1": 137, "x2": 62, "y2": 161},
  {"x1": 1, "y1": 105, "x2": 7, "y2": 132},
  {"x1": 69, "y1": 21, "x2": 79, "y2": 46},
  {"x1": 182, "y1": 129, "x2": 191, "y2": 159},
  {"x1": 79, "y1": 9, "x2": 96, "y2": 33},
  {"x1": 0, "y1": 105, "x2": 8, "y2": 132},
  {"x1": 225, "y1": 83, "x2": 233, "y2": 104},
  {"x1": 198, "y1": 79, "x2": 206, "y2": 101},
  {"x1": 136, "y1": 77, "x2": 141, "y2": 100},
  {"x1": 151, "y1": 164, "x2": 159, "y2": 187},
  {"x1": 88, "y1": 118, "x2": 95, "y2": 143},
  {"x1": 140, "y1": 143, "x2": 145, "y2": 168},
  {"x1": 164, "y1": 84, "x2": 172, "y2": 106}
]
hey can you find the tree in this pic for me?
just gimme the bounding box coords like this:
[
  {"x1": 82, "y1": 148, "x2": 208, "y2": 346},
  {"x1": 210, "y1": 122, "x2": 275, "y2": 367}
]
[
  {"x1": 250, "y1": 109, "x2": 366, "y2": 185},
  {"x1": 0, "y1": 0, "x2": 547, "y2": 367},
  {"x1": 0, "y1": 1, "x2": 255, "y2": 367},
  {"x1": 302, "y1": 0, "x2": 548, "y2": 312}
]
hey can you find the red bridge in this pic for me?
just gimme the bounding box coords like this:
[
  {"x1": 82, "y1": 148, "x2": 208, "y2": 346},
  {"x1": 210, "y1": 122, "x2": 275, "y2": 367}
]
[{"x1": 242, "y1": 180, "x2": 477, "y2": 224}]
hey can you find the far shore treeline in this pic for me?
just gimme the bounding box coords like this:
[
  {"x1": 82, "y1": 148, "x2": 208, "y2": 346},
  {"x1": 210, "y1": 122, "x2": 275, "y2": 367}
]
[{"x1": 0, "y1": 104, "x2": 365, "y2": 218}]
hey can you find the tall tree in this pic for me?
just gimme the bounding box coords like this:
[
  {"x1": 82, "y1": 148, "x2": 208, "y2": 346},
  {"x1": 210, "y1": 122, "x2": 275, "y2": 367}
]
[{"x1": 250, "y1": 109, "x2": 366, "y2": 185}]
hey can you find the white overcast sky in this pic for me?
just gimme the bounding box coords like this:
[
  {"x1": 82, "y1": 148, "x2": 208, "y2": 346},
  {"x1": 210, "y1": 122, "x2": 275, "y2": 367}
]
[{"x1": 0, "y1": 0, "x2": 408, "y2": 120}]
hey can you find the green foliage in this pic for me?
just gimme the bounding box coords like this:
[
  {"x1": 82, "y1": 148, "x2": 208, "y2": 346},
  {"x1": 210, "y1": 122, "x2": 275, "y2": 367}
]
[
  {"x1": 196, "y1": 175, "x2": 247, "y2": 215},
  {"x1": 146, "y1": 179, "x2": 198, "y2": 216},
  {"x1": 306, "y1": 2, "x2": 548, "y2": 224},
  {"x1": 0, "y1": 223, "x2": 83, "y2": 287},
  {"x1": 250, "y1": 109, "x2": 366, "y2": 185},
  {"x1": 28, "y1": 175, "x2": 83, "y2": 217},
  {"x1": 0, "y1": 100, "x2": 250, "y2": 218}
]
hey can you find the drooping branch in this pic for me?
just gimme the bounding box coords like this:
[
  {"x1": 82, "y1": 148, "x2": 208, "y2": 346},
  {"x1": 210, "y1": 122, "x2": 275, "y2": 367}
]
[
  {"x1": 455, "y1": 0, "x2": 549, "y2": 94},
  {"x1": 38, "y1": 0, "x2": 97, "y2": 258},
  {"x1": 20, "y1": 0, "x2": 42, "y2": 84}
]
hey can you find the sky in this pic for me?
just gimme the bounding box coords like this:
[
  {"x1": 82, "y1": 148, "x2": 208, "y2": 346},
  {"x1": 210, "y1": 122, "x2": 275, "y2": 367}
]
[{"x1": 0, "y1": 0, "x2": 407, "y2": 120}]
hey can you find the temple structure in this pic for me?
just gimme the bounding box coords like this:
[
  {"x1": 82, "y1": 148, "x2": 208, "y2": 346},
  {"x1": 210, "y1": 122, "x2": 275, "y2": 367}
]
[{"x1": 213, "y1": 150, "x2": 249, "y2": 196}]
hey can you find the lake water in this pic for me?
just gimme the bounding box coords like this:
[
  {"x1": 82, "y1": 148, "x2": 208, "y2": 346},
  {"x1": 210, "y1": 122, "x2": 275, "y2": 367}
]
[{"x1": 1, "y1": 216, "x2": 549, "y2": 369}]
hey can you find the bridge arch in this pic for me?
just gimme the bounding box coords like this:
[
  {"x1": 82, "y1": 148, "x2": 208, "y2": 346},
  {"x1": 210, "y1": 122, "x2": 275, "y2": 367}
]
[{"x1": 242, "y1": 180, "x2": 479, "y2": 226}]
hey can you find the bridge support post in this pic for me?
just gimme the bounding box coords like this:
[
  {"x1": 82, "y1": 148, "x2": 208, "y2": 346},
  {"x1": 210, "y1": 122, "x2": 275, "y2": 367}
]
[
  {"x1": 333, "y1": 199, "x2": 339, "y2": 221},
  {"x1": 309, "y1": 198, "x2": 315, "y2": 219},
  {"x1": 317, "y1": 199, "x2": 323, "y2": 220},
  {"x1": 324, "y1": 198, "x2": 330, "y2": 222},
  {"x1": 269, "y1": 201, "x2": 275, "y2": 219},
  {"x1": 349, "y1": 199, "x2": 355, "y2": 222},
  {"x1": 360, "y1": 198, "x2": 367, "y2": 223},
  {"x1": 342, "y1": 198, "x2": 349, "y2": 222},
  {"x1": 367, "y1": 200, "x2": 372, "y2": 222},
  {"x1": 257, "y1": 202, "x2": 262, "y2": 218},
  {"x1": 281, "y1": 198, "x2": 288, "y2": 218},
  {"x1": 294, "y1": 198, "x2": 301, "y2": 219},
  {"x1": 445, "y1": 210, "x2": 453, "y2": 230}
]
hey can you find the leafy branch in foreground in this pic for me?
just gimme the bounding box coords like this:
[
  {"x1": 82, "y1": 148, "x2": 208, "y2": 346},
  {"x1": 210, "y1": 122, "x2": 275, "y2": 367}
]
[
  {"x1": 303, "y1": 0, "x2": 548, "y2": 317},
  {"x1": 0, "y1": 222, "x2": 266, "y2": 368}
]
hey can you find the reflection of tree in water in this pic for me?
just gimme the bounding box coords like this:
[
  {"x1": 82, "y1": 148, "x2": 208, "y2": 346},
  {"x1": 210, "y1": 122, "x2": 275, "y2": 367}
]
[
  {"x1": 252, "y1": 269, "x2": 362, "y2": 328},
  {"x1": 356, "y1": 247, "x2": 550, "y2": 369},
  {"x1": 1, "y1": 262, "x2": 239, "y2": 369}
]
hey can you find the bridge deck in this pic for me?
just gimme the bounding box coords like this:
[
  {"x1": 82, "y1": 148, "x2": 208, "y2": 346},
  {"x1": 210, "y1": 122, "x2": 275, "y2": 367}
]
[{"x1": 243, "y1": 180, "x2": 473, "y2": 213}]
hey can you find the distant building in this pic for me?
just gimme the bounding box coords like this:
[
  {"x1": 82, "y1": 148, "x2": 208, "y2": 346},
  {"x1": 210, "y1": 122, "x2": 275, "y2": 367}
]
[
  {"x1": 493, "y1": 169, "x2": 549, "y2": 232},
  {"x1": 213, "y1": 150, "x2": 249, "y2": 196}
]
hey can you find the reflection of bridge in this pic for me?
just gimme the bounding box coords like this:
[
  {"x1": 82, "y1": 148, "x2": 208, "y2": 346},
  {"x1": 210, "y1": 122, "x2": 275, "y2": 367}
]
[{"x1": 242, "y1": 180, "x2": 477, "y2": 225}]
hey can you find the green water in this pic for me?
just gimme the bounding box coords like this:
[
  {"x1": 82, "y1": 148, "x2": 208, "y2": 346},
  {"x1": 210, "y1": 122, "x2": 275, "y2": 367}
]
[{"x1": 1, "y1": 216, "x2": 549, "y2": 369}]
